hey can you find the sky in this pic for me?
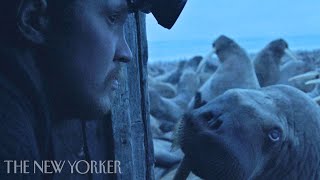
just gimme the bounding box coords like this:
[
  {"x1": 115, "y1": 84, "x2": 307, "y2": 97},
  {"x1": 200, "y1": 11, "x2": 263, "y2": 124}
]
[{"x1": 146, "y1": 0, "x2": 320, "y2": 42}]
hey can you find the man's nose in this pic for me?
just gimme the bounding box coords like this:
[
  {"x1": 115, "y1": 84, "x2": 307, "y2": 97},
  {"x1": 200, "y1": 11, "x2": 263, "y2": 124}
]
[{"x1": 114, "y1": 35, "x2": 133, "y2": 63}]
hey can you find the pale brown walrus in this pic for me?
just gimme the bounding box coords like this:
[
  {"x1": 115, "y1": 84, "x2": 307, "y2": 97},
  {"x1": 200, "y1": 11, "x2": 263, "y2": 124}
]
[
  {"x1": 189, "y1": 35, "x2": 260, "y2": 108},
  {"x1": 174, "y1": 85, "x2": 320, "y2": 180}
]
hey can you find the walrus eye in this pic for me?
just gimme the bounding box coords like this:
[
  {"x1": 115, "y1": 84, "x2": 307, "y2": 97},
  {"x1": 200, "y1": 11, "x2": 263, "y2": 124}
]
[{"x1": 268, "y1": 129, "x2": 281, "y2": 142}]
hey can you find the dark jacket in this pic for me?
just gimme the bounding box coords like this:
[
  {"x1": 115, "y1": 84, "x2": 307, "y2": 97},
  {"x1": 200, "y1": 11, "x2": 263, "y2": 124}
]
[
  {"x1": 0, "y1": 49, "x2": 113, "y2": 180},
  {"x1": 0, "y1": 48, "x2": 52, "y2": 179}
]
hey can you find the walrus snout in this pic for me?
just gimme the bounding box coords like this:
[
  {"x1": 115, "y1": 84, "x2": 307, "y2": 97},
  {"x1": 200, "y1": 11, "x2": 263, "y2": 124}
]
[
  {"x1": 187, "y1": 109, "x2": 225, "y2": 133},
  {"x1": 208, "y1": 117, "x2": 223, "y2": 130},
  {"x1": 193, "y1": 110, "x2": 224, "y2": 131},
  {"x1": 178, "y1": 109, "x2": 250, "y2": 180}
]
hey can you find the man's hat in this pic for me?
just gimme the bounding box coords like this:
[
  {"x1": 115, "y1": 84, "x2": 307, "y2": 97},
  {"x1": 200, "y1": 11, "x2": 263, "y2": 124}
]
[{"x1": 127, "y1": 0, "x2": 188, "y2": 29}]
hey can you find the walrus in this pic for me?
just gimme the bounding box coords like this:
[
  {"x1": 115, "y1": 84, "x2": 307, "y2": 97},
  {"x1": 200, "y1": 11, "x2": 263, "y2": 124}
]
[
  {"x1": 149, "y1": 69, "x2": 201, "y2": 132},
  {"x1": 148, "y1": 64, "x2": 166, "y2": 77},
  {"x1": 174, "y1": 85, "x2": 320, "y2": 179},
  {"x1": 172, "y1": 69, "x2": 201, "y2": 110},
  {"x1": 189, "y1": 35, "x2": 260, "y2": 108},
  {"x1": 148, "y1": 75, "x2": 177, "y2": 98},
  {"x1": 184, "y1": 56, "x2": 204, "y2": 72},
  {"x1": 195, "y1": 53, "x2": 219, "y2": 86},
  {"x1": 150, "y1": 115, "x2": 164, "y2": 138},
  {"x1": 154, "y1": 60, "x2": 186, "y2": 85},
  {"x1": 149, "y1": 87, "x2": 183, "y2": 131},
  {"x1": 254, "y1": 39, "x2": 298, "y2": 87},
  {"x1": 278, "y1": 60, "x2": 314, "y2": 92},
  {"x1": 154, "y1": 138, "x2": 184, "y2": 169}
]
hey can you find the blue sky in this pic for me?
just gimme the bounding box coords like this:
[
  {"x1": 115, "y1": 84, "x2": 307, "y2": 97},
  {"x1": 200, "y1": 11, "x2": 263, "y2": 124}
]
[{"x1": 146, "y1": 0, "x2": 320, "y2": 41}]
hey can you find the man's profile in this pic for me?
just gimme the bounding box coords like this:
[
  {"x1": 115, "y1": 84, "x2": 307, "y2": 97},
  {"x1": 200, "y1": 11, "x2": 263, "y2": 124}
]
[{"x1": 0, "y1": 0, "x2": 187, "y2": 179}]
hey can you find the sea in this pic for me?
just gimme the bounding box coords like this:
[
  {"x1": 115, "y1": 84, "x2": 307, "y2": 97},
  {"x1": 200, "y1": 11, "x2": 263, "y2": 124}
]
[{"x1": 147, "y1": 35, "x2": 320, "y2": 62}]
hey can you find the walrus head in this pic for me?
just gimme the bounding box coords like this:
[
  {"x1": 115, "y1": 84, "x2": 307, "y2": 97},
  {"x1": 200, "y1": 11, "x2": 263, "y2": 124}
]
[
  {"x1": 212, "y1": 35, "x2": 248, "y2": 64},
  {"x1": 258, "y1": 39, "x2": 298, "y2": 65},
  {"x1": 176, "y1": 85, "x2": 320, "y2": 179},
  {"x1": 266, "y1": 39, "x2": 288, "y2": 61}
]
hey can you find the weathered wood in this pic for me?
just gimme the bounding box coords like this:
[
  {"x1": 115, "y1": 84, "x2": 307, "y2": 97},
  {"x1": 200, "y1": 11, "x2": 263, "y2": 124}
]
[
  {"x1": 135, "y1": 12, "x2": 155, "y2": 180},
  {"x1": 111, "y1": 12, "x2": 154, "y2": 180}
]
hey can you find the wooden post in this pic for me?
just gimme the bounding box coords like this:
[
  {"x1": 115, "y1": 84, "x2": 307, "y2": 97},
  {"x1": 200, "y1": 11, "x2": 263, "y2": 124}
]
[{"x1": 111, "y1": 12, "x2": 155, "y2": 180}]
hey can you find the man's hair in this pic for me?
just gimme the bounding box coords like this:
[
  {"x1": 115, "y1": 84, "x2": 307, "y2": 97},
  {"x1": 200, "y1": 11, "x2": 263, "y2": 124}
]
[
  {"x1": 0, "y1": 0, "x2": 74, "y2": 46},
  {"x1": 0, "y1": 1, "x2": 20, "y2": 21},
  {"x1": 0, "y1": 1, "x2": 20, "y2": 44}
]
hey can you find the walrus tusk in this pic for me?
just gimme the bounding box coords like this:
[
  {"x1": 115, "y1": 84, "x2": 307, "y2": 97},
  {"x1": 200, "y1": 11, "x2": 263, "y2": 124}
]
[
  {"x1": 204, "y1": 48, "x2": 216, "y2": 62},
  {"x1": 284, "y1": 48, "x2": 299, "y2": 61},
  {"x1": 305, "y1": 79, "x2": 320, "y2": 85},
  {"x1": 212, "y1": 47, "x2": 216, "y2": 54},
  {"x1": 196, "y1": 49, "x2": 217, "y2": 73},
  {"x1": 173, "y1": 156, "x2": 191, "y2": 180},
  {"x1": 313, "y1": 96, "x2": 320, "y2": 103},
  {"x1": 288, "y1": 71, "x2": 319, "y2": 82}
]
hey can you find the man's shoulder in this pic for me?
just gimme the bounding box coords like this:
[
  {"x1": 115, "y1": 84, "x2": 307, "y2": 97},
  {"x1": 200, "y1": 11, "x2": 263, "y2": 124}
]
[{"x1": 0, "y1": 75, "x2": 39, "y2": 159}]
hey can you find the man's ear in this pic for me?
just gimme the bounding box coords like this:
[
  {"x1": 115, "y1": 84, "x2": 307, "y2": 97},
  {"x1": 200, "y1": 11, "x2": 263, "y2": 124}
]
[{"x1": 17, "y1": 0, "x2": 48, "y2": 44}]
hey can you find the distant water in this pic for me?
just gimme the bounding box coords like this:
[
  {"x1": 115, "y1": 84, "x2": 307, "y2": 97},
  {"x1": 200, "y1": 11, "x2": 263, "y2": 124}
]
[{"x1": 148, "y1": 35, "x2": 320, "y2": 62}]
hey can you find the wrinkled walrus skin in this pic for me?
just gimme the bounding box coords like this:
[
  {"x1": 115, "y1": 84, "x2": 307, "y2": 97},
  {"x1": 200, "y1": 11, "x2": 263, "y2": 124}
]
[{"x1": 176, "y1": 85, "x2": 320, "y2": 180}]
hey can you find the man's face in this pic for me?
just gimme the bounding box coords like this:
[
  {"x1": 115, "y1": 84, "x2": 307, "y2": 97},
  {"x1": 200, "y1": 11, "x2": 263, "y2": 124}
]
[{"x1": 43, "y1": 0, "x2": 132, "y2": 119}]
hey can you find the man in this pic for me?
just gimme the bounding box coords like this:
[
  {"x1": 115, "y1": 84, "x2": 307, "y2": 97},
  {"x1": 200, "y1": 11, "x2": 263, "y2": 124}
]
[{"x1": 0, "y1": 0, "x2": 187, "y2": 179}]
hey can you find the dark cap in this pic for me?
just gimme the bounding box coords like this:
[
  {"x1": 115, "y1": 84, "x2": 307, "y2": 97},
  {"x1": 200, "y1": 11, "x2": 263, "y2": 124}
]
[{"x1": 127, "y1": 0, "x2": 188, "y2": 29}]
